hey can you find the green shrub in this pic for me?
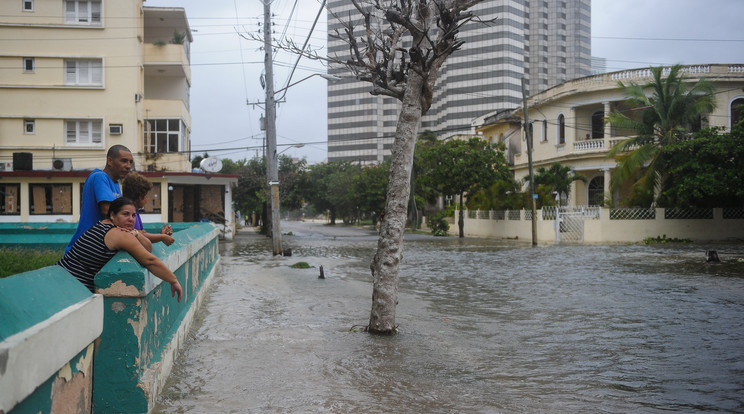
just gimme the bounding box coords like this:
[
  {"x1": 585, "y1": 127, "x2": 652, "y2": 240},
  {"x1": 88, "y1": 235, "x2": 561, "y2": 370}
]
[
  {"x1": 428, "y1": 210, "x2": 450, "y2": 237},
  {"x1": 290, "y1": 261, "x2": 311, "y2": 269},
  {"x1": 642, "y1": 234, "x2": 692, "y2": 245},
  {"x1": 0, "y1": 248, "x2": 63, "y2": 278}
]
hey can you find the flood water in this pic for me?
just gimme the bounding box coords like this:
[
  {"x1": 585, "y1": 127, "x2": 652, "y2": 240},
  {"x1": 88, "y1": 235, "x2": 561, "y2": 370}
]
[{"x1": 155, "y1": 221, "x2": 744, "y2": 413}]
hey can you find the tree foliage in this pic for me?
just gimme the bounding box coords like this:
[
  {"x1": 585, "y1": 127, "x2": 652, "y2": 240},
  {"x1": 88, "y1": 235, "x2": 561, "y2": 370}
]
[
  {"x1": 303, "y1": 161, "x2": 359, "y2": 224},
  {"x1": 660, "y1": 120, "x2": 744, "y2": 208},
  {"x1": 418, "y1": 137, "x2": 511, "y2": 237},
  {"x1": 351, "y1": 161, "x2": 391, "y2": 225},
  {"x1": 607, "y1": 65, "x2": 716, "y2": 206},
  {"x1": 524, "y1": 162, "x2": 586, "y2": 207}
]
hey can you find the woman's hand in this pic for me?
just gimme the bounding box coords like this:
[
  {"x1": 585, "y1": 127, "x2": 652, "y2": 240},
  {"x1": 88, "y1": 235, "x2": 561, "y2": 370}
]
[{"x1": 171, "y1": 280, "x2": 183, "y2": 302}]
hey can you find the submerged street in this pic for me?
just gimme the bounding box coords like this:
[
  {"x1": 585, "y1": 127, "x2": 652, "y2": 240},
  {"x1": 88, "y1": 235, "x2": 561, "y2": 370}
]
[{"x1": 155, "y1": 221, "x2": 744, "y2": 413}]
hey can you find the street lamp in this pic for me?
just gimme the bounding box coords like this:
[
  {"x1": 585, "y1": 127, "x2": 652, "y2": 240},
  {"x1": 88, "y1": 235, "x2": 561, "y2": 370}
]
[
  {"x1": 275, "y1": 74, "x2": 340, "y2": 101},
  {"x1": 277, "y1": 143, "x2": 305, "y2": 156}
]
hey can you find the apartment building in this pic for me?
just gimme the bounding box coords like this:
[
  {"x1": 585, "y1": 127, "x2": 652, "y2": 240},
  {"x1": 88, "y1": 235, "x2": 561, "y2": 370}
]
[
  {"x1": 326, "y1": 0, "x2": 591, "y2": 163},
  {"x1": 0, "y1": 0, "x2": 236, "y2": 235}
]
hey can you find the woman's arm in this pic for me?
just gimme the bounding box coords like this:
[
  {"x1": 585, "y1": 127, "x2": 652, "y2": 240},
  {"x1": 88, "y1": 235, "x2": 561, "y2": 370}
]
[
  {"x1": 105, "y1": 230, "x2": 183, "y2": 302},
  {"x1": 143, "y1": 231, "x2": 175, "y2": 246},
  {"x1": 132, "y1": 229, "x2": 153, "y2": 252}
]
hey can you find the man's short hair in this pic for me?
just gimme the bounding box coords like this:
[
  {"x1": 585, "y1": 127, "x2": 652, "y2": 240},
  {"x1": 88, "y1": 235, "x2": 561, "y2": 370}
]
[{"x1": 107, "y1": 144, "x2": 132, "y2": 160}]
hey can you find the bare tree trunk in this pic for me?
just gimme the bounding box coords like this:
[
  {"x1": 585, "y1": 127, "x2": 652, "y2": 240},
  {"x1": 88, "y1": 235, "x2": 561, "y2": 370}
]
[{"x1": 368, "y1": 72, "x2": 425, "y2": 335}]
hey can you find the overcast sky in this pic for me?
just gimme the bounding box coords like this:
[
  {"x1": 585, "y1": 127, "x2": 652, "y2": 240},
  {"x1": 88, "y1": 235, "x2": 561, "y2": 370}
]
[{"x1": 142, "y1": 0, "x2": 744, "y2": 165}]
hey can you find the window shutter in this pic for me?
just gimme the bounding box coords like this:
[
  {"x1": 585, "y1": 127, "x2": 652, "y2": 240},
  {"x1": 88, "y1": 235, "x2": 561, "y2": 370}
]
[
  {"x1": 92, "y1": 60, "x2": 102, "y2": 84},
  {"x1": 91, "y1": 1, "x2": 101, "y2": 23},
  {"x1": 64, "y1": 1, "x2": 75, "y2": 22},
  {"x1": 79, "y1": 61, "x2": 89, "y2": 83},
  {"x1": 92, "y1": 121, "x2": 102, "y2": 143},
  {"x1": 66, "y1": 121, "x2": 77, "y2": 143},
  {"x1": 79, "y1": 121, "x2": 90, "y2": 143},
  {"x1": 65, "y1": 60, "x2": 76, "y2": 84}
]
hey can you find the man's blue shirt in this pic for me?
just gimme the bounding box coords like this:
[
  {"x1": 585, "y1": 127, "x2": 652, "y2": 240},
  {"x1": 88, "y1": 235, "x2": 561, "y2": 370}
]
[{"x1": 65, "y1": 169, "x2": 121, "y2": 253}]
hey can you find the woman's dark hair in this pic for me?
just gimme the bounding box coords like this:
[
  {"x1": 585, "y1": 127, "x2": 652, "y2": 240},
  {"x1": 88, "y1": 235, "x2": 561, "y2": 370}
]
[{"x1": 108, "y1": 197, "x2": 136, "y2": 219}]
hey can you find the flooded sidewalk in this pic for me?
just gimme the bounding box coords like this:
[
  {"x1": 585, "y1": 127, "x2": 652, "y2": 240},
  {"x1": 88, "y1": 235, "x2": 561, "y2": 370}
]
[{"x1": 155, "y1": 221, "x2": 744, "y2": 413}]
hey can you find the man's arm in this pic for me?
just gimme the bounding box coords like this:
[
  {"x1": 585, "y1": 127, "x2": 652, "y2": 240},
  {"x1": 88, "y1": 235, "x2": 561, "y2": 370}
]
[{"x1": 98, "y1": 200, "x2": 111, "y2": 217}]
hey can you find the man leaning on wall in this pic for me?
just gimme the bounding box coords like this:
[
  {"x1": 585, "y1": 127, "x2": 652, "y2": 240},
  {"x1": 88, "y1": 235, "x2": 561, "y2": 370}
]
[{"x1": 65, "y1": 145, "x2": 133, "y2": 253}]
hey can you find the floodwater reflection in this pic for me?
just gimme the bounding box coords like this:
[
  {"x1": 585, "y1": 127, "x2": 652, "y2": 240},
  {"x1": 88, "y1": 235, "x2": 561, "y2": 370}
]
[{"x1": 155, "y1": 221, "x2": 744, "y2": 413}]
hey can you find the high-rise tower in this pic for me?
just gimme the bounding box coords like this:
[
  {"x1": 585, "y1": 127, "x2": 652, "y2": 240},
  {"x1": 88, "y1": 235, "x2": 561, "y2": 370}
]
[{"x1": 326, "y1": 0, "x2": 591, "y2": 163}]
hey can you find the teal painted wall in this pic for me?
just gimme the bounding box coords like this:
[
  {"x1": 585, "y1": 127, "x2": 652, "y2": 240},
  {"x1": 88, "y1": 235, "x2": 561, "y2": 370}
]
[
  {"x1": 92, "y1": 223, "x2": 219, "y2": 413},
  {"x1": 8, "y1": 345, "x2": 95, "y2": 414},
  {"x1": 0, "y1": 222, "x2": 219, "y2": 414},
  {"x1": 0, "y1": 266, "x2": 91, "y2": 340},
  {"x1": 0, "y1": 267, "x2": 99, "y2": 414},
  {"x1": 0, "y1": 222, "x2": 197, "y2": 249}
]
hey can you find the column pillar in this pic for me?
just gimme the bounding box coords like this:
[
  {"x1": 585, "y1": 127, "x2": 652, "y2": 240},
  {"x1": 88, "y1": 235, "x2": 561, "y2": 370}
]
[
  {"x1": 603, "y1": 101, "x2": 612, "y2": 138},
  {"x1": 603, "y1": 168, "x2": 612, "y2": 206}
]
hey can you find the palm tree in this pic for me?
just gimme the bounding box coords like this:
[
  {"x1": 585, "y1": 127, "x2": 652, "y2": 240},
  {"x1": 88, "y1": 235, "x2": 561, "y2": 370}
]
[
  {"x1": 607, "y1": 65, "x2": 716, "y2": 206},
  {"x1": 524, "y1": 162, "x2": 586, "y2": 206}
]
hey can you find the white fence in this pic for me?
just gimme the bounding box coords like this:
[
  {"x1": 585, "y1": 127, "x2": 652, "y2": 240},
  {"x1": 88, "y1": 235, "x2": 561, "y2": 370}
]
[{"x1": 454, "y1": 207, "x2": 744, "y2": 243}]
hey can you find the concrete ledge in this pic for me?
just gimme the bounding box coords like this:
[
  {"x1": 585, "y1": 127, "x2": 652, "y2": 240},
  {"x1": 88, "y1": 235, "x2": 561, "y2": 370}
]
[
  {"x1": 0, "y1": 270, "x2": 102, "y2": 413},
  {"x1": 92, "y1": 222, "x2": 220, "y2": 413}
]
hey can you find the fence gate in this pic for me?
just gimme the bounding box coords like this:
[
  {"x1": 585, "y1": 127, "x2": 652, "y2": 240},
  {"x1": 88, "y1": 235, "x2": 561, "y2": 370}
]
[{"x1": 556, "y1": 210, "x2": 584, "y2": 242}]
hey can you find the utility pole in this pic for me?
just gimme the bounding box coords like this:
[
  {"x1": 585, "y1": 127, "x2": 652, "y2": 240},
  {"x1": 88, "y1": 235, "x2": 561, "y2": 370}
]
[
  {"x1": 263, "y1": 0, "x2": 282, "y2": 255},
  {"x1": 521, "y1": 78, "x2": 537, "y2": 246}
]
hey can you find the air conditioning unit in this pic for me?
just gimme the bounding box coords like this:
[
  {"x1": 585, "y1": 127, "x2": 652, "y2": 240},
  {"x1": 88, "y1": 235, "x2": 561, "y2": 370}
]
[
  {"x1": 52, "y1": 158, "x2": 73, "y2": 171},
  {"x1": 0, "y1": 162, "x2": 12, "y2": 172},
  {"x1": 109, "y1": 124, "x2": 123, "y2": 135}
]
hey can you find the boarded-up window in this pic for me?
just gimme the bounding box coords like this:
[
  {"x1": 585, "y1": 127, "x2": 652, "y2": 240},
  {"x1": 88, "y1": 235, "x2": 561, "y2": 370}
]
[
  {"x1": 171, "y1": 186, "x2": 184, "y2": 222},
  {"x1": 30, "y1": 184, "x2": 73, "y2": 214},
  {"x1": 143, "y1": 182, "x2": 162, "y2": 213},
  {"x1": 1, "y1": 184, "x2": 20, "y2": 215},
  {"x1": 200, "y1": 185, "x2": 224, "y2": 223}
]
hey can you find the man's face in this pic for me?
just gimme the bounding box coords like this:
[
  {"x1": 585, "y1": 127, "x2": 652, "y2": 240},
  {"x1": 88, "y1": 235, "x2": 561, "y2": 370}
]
[{"x1": 108, "y1": 150, "x2": 133, "y2": 180}]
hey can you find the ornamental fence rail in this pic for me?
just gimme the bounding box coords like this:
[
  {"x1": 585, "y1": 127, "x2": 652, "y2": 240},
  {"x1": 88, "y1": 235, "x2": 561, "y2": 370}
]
[
  {"x1": 454, "y1": 206, "x2": 744, "y2": 242},
  {"x1": 463, "y1": 206, "x2": 744, "y2": 222}
]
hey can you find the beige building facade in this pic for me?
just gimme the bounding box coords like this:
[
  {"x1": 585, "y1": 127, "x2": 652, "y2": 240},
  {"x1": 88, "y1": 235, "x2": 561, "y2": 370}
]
[
  {"x1": 473, "y1": 64, "x2": 744, "y2": 207},
  {"x1": 0, "y1": 0, "x2": 238, "y2": 237}
]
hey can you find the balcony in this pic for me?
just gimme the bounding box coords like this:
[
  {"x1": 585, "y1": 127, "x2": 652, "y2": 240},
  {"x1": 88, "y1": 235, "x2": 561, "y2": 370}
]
[
  {"x1": 143, "y1": 43, "x2": 191, "y2": 82},
  {"x1": 143, "y1": 7, "x2": 192, "y2": 83}
]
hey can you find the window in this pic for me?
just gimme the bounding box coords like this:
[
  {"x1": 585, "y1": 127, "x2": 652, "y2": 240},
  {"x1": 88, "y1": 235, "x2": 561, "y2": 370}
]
[
  {"x1": 65, "y1": 59, "x2": 103, "y2": 85},
  {"x1": 731, "y1": 97, "x2": 744, "y2": 129},
  {"x1": 23, "y1": 0, "x2": 33, "y2": 11},
  {"x1": 64, "y1": 0, "x2": 102, "y2": 25},
  {"x1": 0, "y1": 184, "x2": 20, "y2": 215},
  {"x1": 587, "y1": 176, "x2": 604, "y2": 206},
  {"x1": 591, "y1": 111, "x2": 604, "y2": 139},
  {"x1": 541, "y1": 120, "x2": 547, "y2": 142},
  {"x1": 557, "y1": 114, "x2": 565, "y2": 144},
  {"x1": 23, "y1": 57, "x2": 34, "y2": 73},
  {"x1": 30, "y1": 184, "x2": 73, "y2": 215},
  {"x1": 145, "y1": 119, "x2": 183, "y2": 154},
  {"x1": 24, "y1": 119, "x2": 35, "y2": 134},
  {"x1": 66, "y1": 120, "x2": 103, "y2": 145}
]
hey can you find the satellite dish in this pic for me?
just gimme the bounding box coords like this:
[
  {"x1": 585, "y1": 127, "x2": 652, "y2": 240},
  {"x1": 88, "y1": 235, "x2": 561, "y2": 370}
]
[{"x1": 200, "y1": 157, "x2": 223, "y2": 173}]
